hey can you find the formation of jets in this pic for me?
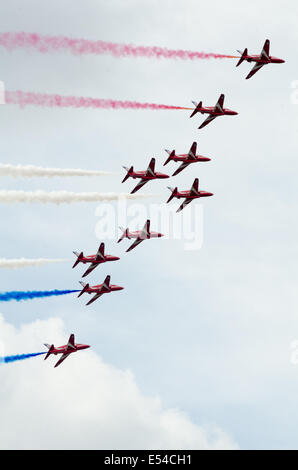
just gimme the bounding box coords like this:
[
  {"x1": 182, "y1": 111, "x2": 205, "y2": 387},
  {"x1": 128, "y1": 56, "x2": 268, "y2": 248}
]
[
  {"x1": 46, "y1": 39, "x2": 284, "y2": 367},
  {"x1": 72, "y1": 219, "x2": 163, "y2": 307}
]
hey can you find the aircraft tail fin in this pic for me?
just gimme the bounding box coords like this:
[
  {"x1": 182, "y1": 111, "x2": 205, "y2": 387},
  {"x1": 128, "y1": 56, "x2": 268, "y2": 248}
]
[
  {"x1": 190, "y1": 101, "x2": 202, "y2": 118},
  {"x1": 146, "y1": 158, "x2": 156, "y2": 176},
  {"x1": 118, "y1": 227, "x2": 129, "y2": 243},
  {"x1": 72, "y1": 251, "x2": 83, "y2": 268},
  {"x1": 122, "y1": 166, "x2": 133, "y2": 183},
  {"x1": 44, "y1": 344, "x2": 55, "y2": 360},
  {"x1": 164, "y1": 150, "x2": 175, "y2": 166},
  {"x1": 236, "y1": 48, "x2": 248, "y2": 67},
  {"x1": 261, "y1": 39, "x2": 270, "y2": 60},
  {"x1": 102, "y1": 275, "x2": 111, "y2": 291},
  {"x1": 97, "y1": 242, "x2": 105, "y2": 259},
  {"x1": 167, "y1": 187, "x2": 178, "y2": 204},
  {"x1": 78, "y1": 282, "x2": 90, "y2": 298}
]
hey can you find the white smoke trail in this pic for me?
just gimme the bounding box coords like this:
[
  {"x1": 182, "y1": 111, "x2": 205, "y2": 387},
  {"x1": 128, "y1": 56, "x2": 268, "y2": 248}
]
[
  {"x1": 0, "y1": 190, "x2": 153, "y2": 204},
  {"x1": 0, "y1": 163, "x2": 111, "y2": 178},
  {"x1": 0, "y1": 258, "x2": 68, "y2": 268}
]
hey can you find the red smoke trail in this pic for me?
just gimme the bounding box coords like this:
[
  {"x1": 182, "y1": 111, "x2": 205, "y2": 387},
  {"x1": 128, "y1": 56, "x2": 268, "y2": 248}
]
[
  {"x1": 5, "y1": 90, "x2": 193, "y2": 111},
  {"x1": 0, "y1": 32, "x2": 238, "y2": 60}
]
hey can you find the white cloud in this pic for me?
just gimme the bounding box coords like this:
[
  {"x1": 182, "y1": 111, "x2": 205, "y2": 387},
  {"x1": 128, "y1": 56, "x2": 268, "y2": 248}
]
[{"x1": 0, "y1": 314, "x2": 238, "y2": 450}]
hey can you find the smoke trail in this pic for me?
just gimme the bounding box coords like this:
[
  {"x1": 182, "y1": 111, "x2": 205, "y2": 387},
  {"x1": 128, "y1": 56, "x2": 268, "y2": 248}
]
[
  {"x1": 0, "y1": 258, "x2": 68, "y2": 269},
  {"x1": 0, "y1": 190, "x2": 152, "y2": 204},
  {"x1": 0, "y1": 290, "x2": 79, "y2": 302},
  {"x1": 0, "y1": 32, "x2": 238, "y2": 60},
  {"x1": 5, "y1": 91, "x2": 192, "y2": 111},
  {"x1": 0, "y1": 163, "x2": 111, "y2": 178},
  {"x1": 0, "y1": 352, "x2": 46, "y2": 364}
]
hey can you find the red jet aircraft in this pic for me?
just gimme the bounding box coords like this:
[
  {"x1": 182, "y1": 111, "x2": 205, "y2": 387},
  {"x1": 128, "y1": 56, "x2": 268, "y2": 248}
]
[
  {"x1": 44, "y1": 333, "x2": 90, "y2": 368},
  {"x1": 122, "y1": 158, "x2": 169, "y2": 194},
  {"x1": 167, "y1": 178, "x2": 213, "y2": 213},
  {"x1": 73, "y1": 243, "x2": 120, "y2": 278},
  {"x1": 236, "y1": 39, "x2": 285, "y2": 79},
  {"x1": 164, "y1": 141, "x2": 211, "y2": 176},
  {"x1": 190, "y1": 94, "x2": 238, "y2": 129},
  {"x1": 118, "y1": 219, "x2": 163, "y2": 252},
  {"x1": 78, "y1": 275, "x2": 124, "y2": 306}
]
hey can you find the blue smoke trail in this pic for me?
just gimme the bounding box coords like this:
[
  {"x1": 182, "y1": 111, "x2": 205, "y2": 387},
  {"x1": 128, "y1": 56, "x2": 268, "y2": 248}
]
[
  {"x1": 0, "y1": 289, "x2": 80, "y2": 302},
  {"x1": 0, "y1": 352, "x2": 46, "y2": 364}
]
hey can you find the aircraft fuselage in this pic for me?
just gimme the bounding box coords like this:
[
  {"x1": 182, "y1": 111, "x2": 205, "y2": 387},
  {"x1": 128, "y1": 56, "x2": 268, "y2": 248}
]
[
  {"x1": 79, "y1": 254, "x2": 119, "y2": 264},
  {"x1": 49, "y1": 343, "x2": 90, "y2": 355},
  {"x1": 200, "y1": 107, "x2": 238, "y2": 116},
  {"x1": 244, "y1": 55, "x2": 285, "y2": 64},
  {"x1": 126, "y1": 230, "x2": 163, "y2": 240},
  {"x1": 129, "y1": 171, "x2": 169, "y2": 180},
  {"x1": 85, "y1": 284, "x2": 124, "y2": 295},
  {"x1": 175, "y1": 190, "x2": 214, "y2": 199},
  {"x1": 172, "y1": 153, "x2": 211, "y2": 163}
]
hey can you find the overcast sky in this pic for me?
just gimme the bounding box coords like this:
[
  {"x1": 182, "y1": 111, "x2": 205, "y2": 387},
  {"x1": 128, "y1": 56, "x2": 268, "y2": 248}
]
[{"x1": 0, "y1": 0, "x2": 297, "y2": 450}]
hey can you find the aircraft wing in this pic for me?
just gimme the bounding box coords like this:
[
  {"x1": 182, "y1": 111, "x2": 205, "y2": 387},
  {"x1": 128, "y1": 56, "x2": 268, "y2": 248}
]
[
  {"x1": 177, "y1": 198, "x2": 193, "y2": 213},
  {"x1": 260, "y1": 39, "x2": 270, "y2": 60},
  {"x1": 131, "y1": 179, "x2": 149, "y2": 194},
  {"x1": 198, "y1": 115, "x2": 217, "y2": 129},
  {"x1": 126, "y1": 238, "x2": 144, "y2": 252},
  {"x1": 188, "y1": 142, "x2": 197, "y2": 159},
  {"x1": 86, "y1": 292, "x2": 103, "y2": 306},
  {"x1": 246, "y1": 63, "x2": 264, "y2": 79},
  {"x1": 172, "y1": 161, "x2": 191, "y2": 176},
  {"x1": 82, "y1": 262, "x2": 98, "y2": 278},
  {"x1": 54, "y1": 353, "x2": 70, "y2": 368}
]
